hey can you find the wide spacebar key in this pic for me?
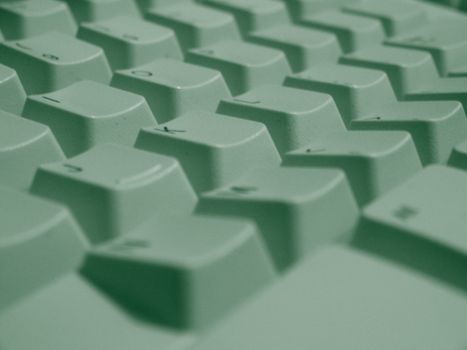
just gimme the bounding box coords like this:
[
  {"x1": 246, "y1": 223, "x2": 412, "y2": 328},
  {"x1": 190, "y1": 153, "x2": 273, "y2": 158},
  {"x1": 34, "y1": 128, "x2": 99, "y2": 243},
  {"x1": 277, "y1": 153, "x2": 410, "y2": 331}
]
[{"x1": 190, "y1": 246, "x2": 467, "y2": 350}]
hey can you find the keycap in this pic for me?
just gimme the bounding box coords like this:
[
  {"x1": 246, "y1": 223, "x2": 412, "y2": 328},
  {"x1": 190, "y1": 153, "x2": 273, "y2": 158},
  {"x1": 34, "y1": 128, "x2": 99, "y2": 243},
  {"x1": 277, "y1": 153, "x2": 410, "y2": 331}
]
[
  {"x1": 386, "y1": 19, "x2": 467, "y2": 76},
  {"x1": 0, "y1": 110, "x2": 65, "y2": 190},
  {"x1": 198, "y1": 167, "x2": 358, "y2": 269},
  {"x1": 0, "y1": 187, "x2": 87, "y2": 311},
  {"x1": 135, "y1": 111, "x2": 281, "y2": 192},
  {"x1": 352, "y1": 101, "x2": 467, "y2": 165},
  {"x1": 189, "y1": 246, "x2": 467, "y2": 350},
  {"x1": 83, "y1": 215, "x2": 276, "y2": 328},
  {"x1": 342, "y1": 0, "x2": 428, "y2": 36},
  {"x1": 22, "y1": 81, "x2": 156, "y2": 157},
  {"x1": 111, "y1": 58, "x2": 231, "y2": 122},
  {"x1": 145, "y1": 3, "x2": 241, "y2": 52},
  {"x1": 31, "y1": 144, "x2": 197, "y2": 243},
  {"x1": 202, "y1": 0, "x2": 290, "y2": 35},
  {"x1": 136, "y1": 0, "x2": 192, "y2": 11},
  {"x1": 61, "y1": 0, "x2": 140, "y2": 23},
  {"x1": 281, "y1": 0, "x2": 358, "y2": 21},
  {"x1": 340, "y1": 45, "x2": 440, "y2": 98},
  {"x1": 0, "y1": 32, "x2": 112, "y2": 94},
  {"x1": 285, "y1": 130, "x2": 422, "y2": 205},
  {"x1": 0, "y1": 63, "x2": 26, "y2": 114},
  {"x1": 0, "y1": 0, "x2": 76, "y2": 40},
  {"x1": 0, "y1": 274, "x2": 198, "y2": 350},
  {"x1": 78, "y1": 16, "x2": 182, "y2": 70},
  {"x1": 300, "y1": 11, "x2": 385, "y2": 53},
  {"x1": 187, "y1": 40, "x2": 291, "y2": 95},
  {"x1": 285, "y1": 64, "x2": 397, "y2": 125},
  {"x1": 448, "y1": 139, "x2": 467, "y2": 170},
  {"x1": 217, "y1": 85, "x2": 346, "y2": 153},
  {"x1": 248, "y1": 25, "x2": 341, "y2": 72},
  {"x1": 354, "y1": 165, "x2": 467, "y2": 292}
]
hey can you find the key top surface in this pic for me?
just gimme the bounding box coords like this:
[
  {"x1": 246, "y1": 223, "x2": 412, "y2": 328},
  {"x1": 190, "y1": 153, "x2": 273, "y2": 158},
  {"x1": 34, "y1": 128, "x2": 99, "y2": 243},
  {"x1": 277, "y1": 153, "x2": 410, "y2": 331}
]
[
  {"x1": 0, "y1": 0, "x2": 76, "y2": 40},
  {"x1": 0, "y1": 110, "x2": 64, "y2": 190},
  {"x1": 0, "y1": 187, "x2": 87, "y2": 311},
  {"x1": 78, "y1": 16, "x2": 183, "y2": 70},
  {"x1": 199, "y1": 167, "x2": 358, "y2": 269},
  {"x1": 0, "y1": 63, "x2": 26, "y2": 114},
  {"x1": 248, "y1": 24, "x2": 341, "y2": 72},
  {"x1": 285, "y1": 130, "x2": 422, "y2": 205},
  {"x1": 189, "y1": 246, "x2": 467, "y2": 350},
  {"x1": 145, "y1": 3, "x2": 241, "y2": 52},
  {"x1": 354, "y1": 165, "x2": 467, "y2": 292},
  {"x1": 217, "y1": 85, "x2": 346, "y2": 153},
  {"x1": 386, "y1": 19, "x2": 467, "y2": 75},
  {"x1": 342, "y1": 0, "x2": 428, "y2": 36},
  {"x1": 112, "y1": 58, "x2": 231, "y2": 122},
  {"x1": 136, "y1": 111, "x2": 281, "y2": 192},
  {"x1": 83, "y1": 215, "x2": 275, "y2": 329},
  {"x1": 0, "y1": 32, "x2": 112, "y2": 94},
  {"x1": 301, "y1": 11, "x2": 385, "y2": 53},
  {"x1": 31, "y1": 144, "x2": 197, "y2": 243},
  {"x1": 23, "y1": 80, "x2": 156, "y2": 157},
  {"x1": 61, "y1": 0, "x2": 140, "y2": 23},
  {"x1": 187, "y1": 40, "x2": 291, "y2": 95},
  {"x1": 202, "y1": 0, "x2": 290, "y2": 35}
]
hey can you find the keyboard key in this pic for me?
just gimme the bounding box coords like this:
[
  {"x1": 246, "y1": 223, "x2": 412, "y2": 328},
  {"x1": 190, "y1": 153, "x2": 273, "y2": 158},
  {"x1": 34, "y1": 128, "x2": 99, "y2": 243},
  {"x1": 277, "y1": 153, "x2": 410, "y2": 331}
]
[
  {"x1": 448, "y1": 139, "x2": 467, "y2": 170},
  {"x1": 190, "y1": 247, "x2": 467, "y2": 350},
  {"x1": 0, "y1": 32, "x2": 112, "y2": 94},
  {"x1": 354, "y1": 165, "x2": 467, "y2": 292},
  {"x1": 31, "y1": 144, "x2": 197, "y2": 243},
  {"x1": 0, "y1": 63, "x2": 26, "y2": 114},
  {"x1": 61, "y1": 0, "x2": 140, "y2": 23},
  {"x1": 0, "y1": 0, "x2": 76, "y2": 40},
  {"x1": 282, "y1": 0, "x2": 357, "y2": 21},
  {"x1": 136, "y1": 111, "x2": 281, "y2": 192},
  {"x1": 0, "y1": 110, "x2": 64, "y2": 190},
  {"x1": 300, "y1": 11, "x2": 385, "y2": 53},
  {"x1": 342, "y1": 0, "x2": 427, "y2": 36},
  {"x1": 145, "y1": 3, "x2": 241, "y2": 52},
  {"x1": 112, "y1": 58, "x2": 231, "y2": 122},
  {"x1": 83, "y1": 215, "x2": 275, "y2": 328},
  {"x1": 199, "y1": 167, "x2": 358, "y2": 269},
  {"x1": 136, "y1": 0, "x2": 191, "y2": 11},
  {"x1": 0, "y1": 187, "x2": 86, "y2": 311},
  {"x1": 352, "y1": 101, "x2": 467, "y2": 165},
  {"x1": 387, "y1": 19, "x2": 467, "y2": 75},
  {"x1": 285, "y1": 130, "x2": 422, "y2": 205},
  {"x1": 217, "y1": 85, "x2": 346, "y2": 153},
  {"x1": 187, "y1": 40, "x2": 291, "y2": 95},
  {"x1": 285, "y1": 64, "x2": 397, "y2": 125},
  {"x1": 78, "y1": 16, "x2": 182, "y2": 70},
  {"x1": 202, "y1": 0, "x2": 289, "y2": 35},
  {"x1": 340, "y1": 46, "x2": 439, "y2": 98},
  {"x1": 248, "y1": 25, "x2": 341, "y2": 72},
  {"x1": 22, "y1": 81, "x2": 156, "y2": 157}
]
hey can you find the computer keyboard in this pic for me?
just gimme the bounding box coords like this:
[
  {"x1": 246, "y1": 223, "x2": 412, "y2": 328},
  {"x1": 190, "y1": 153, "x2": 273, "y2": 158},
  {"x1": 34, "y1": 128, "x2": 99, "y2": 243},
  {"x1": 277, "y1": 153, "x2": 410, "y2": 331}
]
[{"x1": 1, "y1": 0, "x2": 467, "y2": 349}]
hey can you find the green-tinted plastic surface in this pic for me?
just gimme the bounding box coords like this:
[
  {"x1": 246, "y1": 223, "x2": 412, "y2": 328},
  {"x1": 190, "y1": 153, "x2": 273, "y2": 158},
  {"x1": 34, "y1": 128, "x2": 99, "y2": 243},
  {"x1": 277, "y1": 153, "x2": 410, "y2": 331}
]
[
  {"x1": 23, "y1": 80, "x2": 156, "y2": 156},
  {"x1": 0, "y1": 32, "x2": 112, "y2": 94},
  {"x1": 136, "y1": 111, "x2": 281, "y2": 192},
  {"x1": 145, "y1": 3, "x2": 240, "y2": 52},
  {"x1": 78, "y1": 16, "x2": 182, "y2": 70},
  {"x1": 199, "y1": 166, "x2": 358, "y2": 269},
  {"x1": 112, "y1": 58, "x2": 231, "y2": 122},
  {"x1": 0, "y1": 110, "x2": 64, "y2": 190},
  {"x1": 1, "y1": 0, "x2": 467, "y2": 348},
  {"x1": 31, "y1": 143, "x2": 197, "y2": 243},
  {"x1": 187, "y1": 40, "x2": 291, "y2": 95},
  {"x1": 0, "y1": 0, "x2": 76, "y2": 39},
  {"x1": 0, "y1": 187, "x2": 87, "y2": 311}
]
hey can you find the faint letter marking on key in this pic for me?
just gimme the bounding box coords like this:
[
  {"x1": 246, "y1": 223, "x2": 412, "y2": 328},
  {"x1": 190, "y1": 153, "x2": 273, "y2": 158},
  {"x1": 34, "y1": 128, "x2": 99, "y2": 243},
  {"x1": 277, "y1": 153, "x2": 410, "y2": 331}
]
[{"x1": 393, "y1": 205, "x2": 418, "y2": 221}]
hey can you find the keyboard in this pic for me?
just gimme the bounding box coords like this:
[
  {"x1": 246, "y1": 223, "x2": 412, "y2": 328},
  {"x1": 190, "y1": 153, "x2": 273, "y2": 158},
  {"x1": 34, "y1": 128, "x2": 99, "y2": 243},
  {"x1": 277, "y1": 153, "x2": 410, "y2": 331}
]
[{"x1": 1, "y1": 0, "x2": 467, "y2": 348}]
